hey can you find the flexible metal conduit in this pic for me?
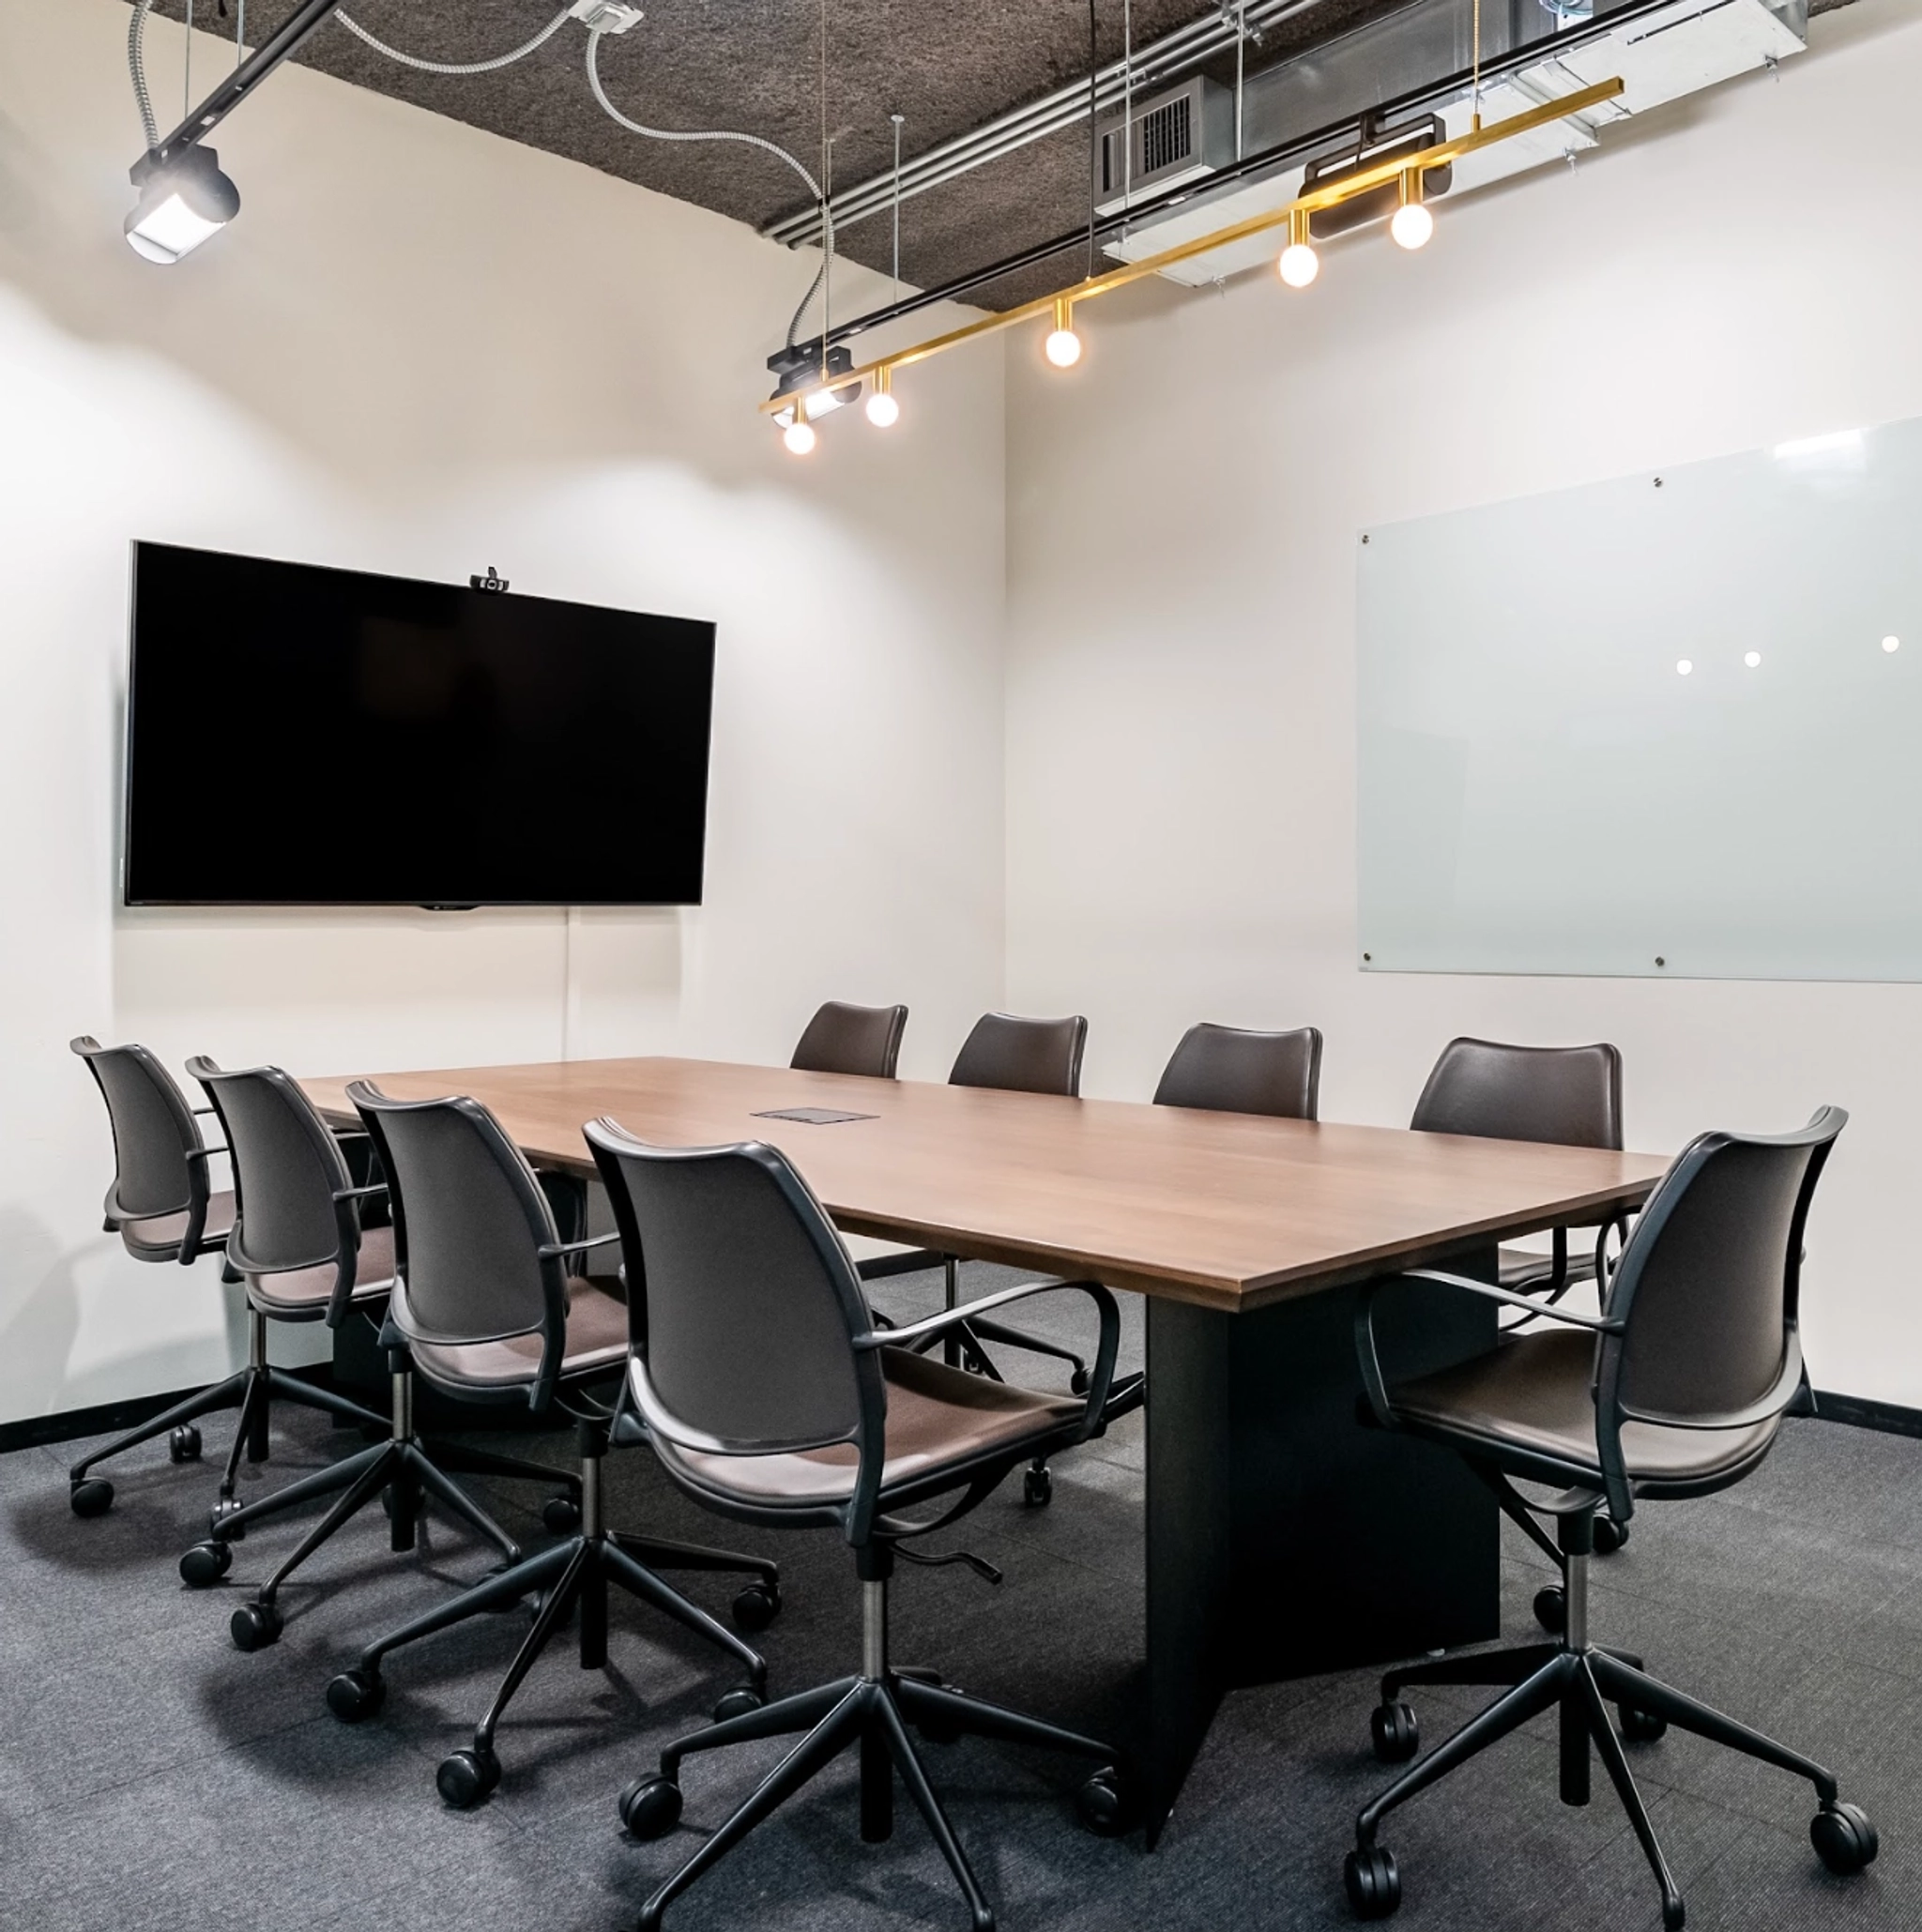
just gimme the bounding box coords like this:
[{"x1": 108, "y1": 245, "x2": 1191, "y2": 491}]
[{"x1": 760, "y1": 0, "x2": 1328, "y2": 248}]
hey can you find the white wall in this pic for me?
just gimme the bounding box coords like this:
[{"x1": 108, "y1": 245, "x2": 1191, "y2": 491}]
[
  {"x1": 0, "y1": 0, "x2": 1006, "y2": 1422},
  {"x1": 1004, "y1": 0, "x2": 1922, "y2": 1406}
]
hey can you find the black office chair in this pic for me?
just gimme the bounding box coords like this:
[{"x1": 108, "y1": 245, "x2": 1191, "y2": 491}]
[
  {"x1": 938, "y1": 1012, "x2": 1094, "y2": 1504},
  {"x1": 175, "y1": 1058, "x2": 574, "y2": 1607},
  {"x1": 1412, "y1": 1036, "x2": 1631, "y2": 1571},
  {"x1": 321, "y1": 1084, "x2": 777, "y2": 1808},
  {"x1": 587, "y1": 1119, "x2": 1133, "y2": 1932},
  {"x1": 790, "y1": 1000, "x2": 908, "y2": 1079},
  {"x1": 66, "y1": 1036, "x2": 248, "y2": 1516},
  {"x1": 1154, "y1": 1021, "x2": 1323, "y2": 1119},
  {"x1": 1342, "y1": 1107, "x2": 1876, "y2": 1930}
]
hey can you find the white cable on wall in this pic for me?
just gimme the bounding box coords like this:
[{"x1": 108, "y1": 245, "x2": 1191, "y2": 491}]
[{"x1": 333, "y1": 5, "x2": 572, "y2": 76}]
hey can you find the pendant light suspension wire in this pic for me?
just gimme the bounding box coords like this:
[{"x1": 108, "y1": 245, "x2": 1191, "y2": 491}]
[
  {"x1": 334, "y1": 5, "x2": 572, "y2": 75},
  {"x1": 1085, "y1": 0, "x2": 1098, "y2": 279},
  {"x1": 1233, "y1": 0, "x2": 1244, "y2": 160},
  {"x1": 184, "y1": 0, "x2": 192, "y2": 123},
  {"x1": 583, "y1": 27, "x2": 829, "y2": 347},
  {"x1": 890, "y1": 112, "x2": 904, "y2": 304},
  {"x1": 1121, "y1": 0, "x2": 1133, "y2": 236},
  {"x1": 819, "y1": 0, "x2": 830, "y2": 380},
  {"x1": 1472, "y1": 0, "x2": 1483, "y2": 129},
  {"x1": 236, "y1": 0, "x2": 246, "y2": 72}
]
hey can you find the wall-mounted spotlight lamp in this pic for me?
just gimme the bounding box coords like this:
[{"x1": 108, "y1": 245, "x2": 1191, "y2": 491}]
[
  {"x1": 1044, "y1": 297, "x2": 1083, "y2": 368},
  {"x1": 124, "y1": 0, "x2": 346, "y2": 264},
  {"x1": 125, "y1": 145, "x2": 240, "y2": 263},
  {"x1": 759, "y1": 76, "x2": 1625, "y2": 449}
]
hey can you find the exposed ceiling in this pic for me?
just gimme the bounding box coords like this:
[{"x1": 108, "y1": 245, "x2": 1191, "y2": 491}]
[{"x1": 128, "y1": 0, "x2": 1856, "y2": 327}]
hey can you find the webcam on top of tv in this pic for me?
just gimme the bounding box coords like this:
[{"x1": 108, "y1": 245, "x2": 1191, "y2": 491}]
[{"x1": 470, "y1": 566, "x2": 510, "y2": 594}]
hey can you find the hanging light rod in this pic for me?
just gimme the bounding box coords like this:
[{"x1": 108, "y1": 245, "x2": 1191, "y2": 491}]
[{"x1": 760, "y1": 75, "x2": 1623, "y2": 425}]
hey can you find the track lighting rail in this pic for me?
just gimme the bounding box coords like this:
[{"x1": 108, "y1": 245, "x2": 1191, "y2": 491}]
[
  {"x1": 759, "y1": 75, "x2": 1624, "y2": 424},
  {"x1": 141, "y1": 0, "x2": 344, "y2": 169}
]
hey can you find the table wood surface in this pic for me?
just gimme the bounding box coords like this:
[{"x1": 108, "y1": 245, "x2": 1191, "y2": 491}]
[{"x1": 301, "y1": 1057, "x2": 1669, "y2": 1314}]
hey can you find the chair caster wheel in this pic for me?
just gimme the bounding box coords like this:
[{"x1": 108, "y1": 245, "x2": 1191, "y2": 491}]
[
  {"x1": 1619, "y1": 1704, "x2": 1668, "y2": 1742},
  {"x1": 712, "y1": 1684, "x2": 764, "y2": 1724},
  {"x1": 168, "y1": 1424, "x2": 202, "y2": 1463},
  {"x1": 1811, "y1": 1801, "x2": 1878, "y2": 1875},
  {"x1": 731, "y1": 1581, "x2": 781, "y2": 1631},
  {"x1": 1533, "y1": 1585, "x2": 1566, "y2": 1634},
  {"x1": 1024, "y1": 1466, "x2": 1053, "y2": 1508},
  {"x1": 1371, "y1": 1701, "x2": 1419, "y2": 1763},
  {"x1": 1345, "y1": 1845, "x2": 1401, "y2": 1919},
  {"x1": 437, "y1": 1745, "x2": 501, "y2": 1809},
  {"x1": 209, "y1": 1495, "x2": 247, "y2": 1542},
  {"x1": 69, "y1": 1479, "x2": 114, "y2": 1518},
  {"x1": 619, "y1": 1774, "x2": 683, "y2": 1839},
  {"x1": 326, "y1": 1668, "x2": 386, "y2": 1723},
  {"x1": 229, "y1": 1600, "x2": 283, "y2": 1651},
  {"x1": 541, "y1": 1494, "x2": 581, "y2": 1533},
  {"x1": 1594, "y1": 1516, "x2": 1629, "y2": 1555},
  {"x1": 179, "y1": 1540, "x2": 232, "y2": 1589},
  {"x1": 1075, "y1": 1765, "x2": 1137, "y2": 1837}
]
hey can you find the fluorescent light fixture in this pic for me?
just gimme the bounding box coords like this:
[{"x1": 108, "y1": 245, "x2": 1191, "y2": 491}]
[
  {"x1": 1771, "y1": 429, "x2": 1865, "y2": 462},
  {"x1": 125, "y1": 145, "x2": 240, "y2": 265}
]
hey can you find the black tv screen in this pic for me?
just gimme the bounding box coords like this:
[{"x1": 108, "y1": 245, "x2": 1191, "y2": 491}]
[{"x1": 125, "y1": 543, "x2": 715, "y2": 905}]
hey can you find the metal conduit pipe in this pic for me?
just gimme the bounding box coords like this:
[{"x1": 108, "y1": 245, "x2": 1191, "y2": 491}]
[{"x1": 760, "y1": 0, "x2": 1326, "y2": 247}]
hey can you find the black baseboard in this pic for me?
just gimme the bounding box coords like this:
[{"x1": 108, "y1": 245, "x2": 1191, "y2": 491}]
[
  {"x1": 857, "y1": 1248, "x2": 942, "y2": 1281},
  {"x1": 1810, "y1": 1389, "x2": 1922, "y2": 1438},
  {"x1": 0, "y1": 1364, "x2": 343, "y2": 1457}
]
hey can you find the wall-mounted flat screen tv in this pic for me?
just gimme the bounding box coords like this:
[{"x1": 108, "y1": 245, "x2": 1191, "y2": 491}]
[{"x1": 125, "y1": 542, "x2": 715, "y2": 905}]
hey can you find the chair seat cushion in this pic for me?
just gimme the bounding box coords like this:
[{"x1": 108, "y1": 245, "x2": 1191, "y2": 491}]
[
  {"x1": 1389, "y1": 1329, "x2": 1777, "y2": 1485},
  {"x1": 672, "y1": 1346, "x2": 1083, "y2": 1505},
  {"x1": 121, "y1": 1191, "x2": 236, "y2": 1259},
  {"x1": 410, "y1": 1275, "x2": 628, "y2": 1390},
  {"x1": 246, "y1": 1225, "x2": 396, "y2": 1320}
]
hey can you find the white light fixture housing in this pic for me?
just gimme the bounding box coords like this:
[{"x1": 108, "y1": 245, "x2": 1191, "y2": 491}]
[{"x1": 125, "y1": 145, "x2": 241, "y2": 265}]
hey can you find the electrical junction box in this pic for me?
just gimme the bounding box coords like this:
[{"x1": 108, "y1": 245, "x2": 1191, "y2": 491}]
[{"x1": 568, "y1": 0, "x2": 645, "y2": 33}]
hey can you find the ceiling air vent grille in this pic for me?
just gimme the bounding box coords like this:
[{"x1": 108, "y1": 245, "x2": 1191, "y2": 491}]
[{"x1": 1094, "y1": 76, "x2": 1232, "y2": 213}]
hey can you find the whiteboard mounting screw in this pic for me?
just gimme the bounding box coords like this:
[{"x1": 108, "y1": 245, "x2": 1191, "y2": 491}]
[
  {"x1": 1654, "y1": 476, "x2": 1664, "y2": 488},
  {"x1": 1655, "y1": 956, "x2": 1666, "y2": 967},
  {"x1": 1363, "y1": 951, "x2": 1372, "y2": 962},
  {"x1": 1362, "y1": 533, "x2": 1371, "y2": 544}
]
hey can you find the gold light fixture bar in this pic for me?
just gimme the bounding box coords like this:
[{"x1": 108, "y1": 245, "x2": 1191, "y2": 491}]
[{"x1": 760, "y1": 76, "x2": 1625, "y2": 417}]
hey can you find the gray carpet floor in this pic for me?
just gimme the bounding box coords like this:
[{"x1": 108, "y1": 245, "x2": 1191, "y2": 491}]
[{"x1": 2, "y1": 1262, "x2": 1917, "y2": 1932}]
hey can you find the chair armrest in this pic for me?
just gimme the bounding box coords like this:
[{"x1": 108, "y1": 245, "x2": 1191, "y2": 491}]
[
  {"x1": 1354, "y1": 1269, "x2": 1622, "y2": 1430},
  {"x1": 855, "y1": 1278, "x2": 1121, "y2": 1447},
  {"x1": 536, "y1": 1229, "x2": 623, "y2": 1262},
  {"x1": 184, "y1": 1145, "x2": 229, "y2": 1164},
  {"x1": 332, "y1": 1181, "x2": 389, "y2": 1202}
]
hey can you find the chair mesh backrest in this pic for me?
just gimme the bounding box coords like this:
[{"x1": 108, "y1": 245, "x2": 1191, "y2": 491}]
[
  {"x1": 1606, "y1": 1117, "x2": 1838, "y2": 1424},
  {"x1": 948, "y1": 1012, "x2": 1087, "y2": 1098},
  {"x1": 192, "y1": 1061, "x2": 350, "y2": 1276},
  {"x1": 590, "y1": 1129, "x2": 868, "y2": 1453},
  {"x1": 72, "y1": 1038, "x2": 200, "y2": 1218},
  {"x1": 790, "y1": 1001, "x2": 908, "y2": 1079},
  {"x1": 1411, "y1": 1037, "x2": 1622, "y2": 1149},
  {"x1": 352, "y1": 1089, "x2": 555, "y2": 1346},
  {"x1": 1153, "y1": 1023, "x2": 1323, "y2": 1120}
]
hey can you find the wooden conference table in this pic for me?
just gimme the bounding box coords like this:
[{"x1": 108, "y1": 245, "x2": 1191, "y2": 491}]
[{"x1": 303, "y1": 1055, "x2": 1667, "y2": 1843}]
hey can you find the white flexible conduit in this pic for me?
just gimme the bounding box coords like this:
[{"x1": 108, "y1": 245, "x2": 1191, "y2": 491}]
[
  {"x1": 333, "y1": 5, "x2": 572, "y2": 76},
  {"x1": 583, "y1": 24, "x2": 831, "y2": 349}
]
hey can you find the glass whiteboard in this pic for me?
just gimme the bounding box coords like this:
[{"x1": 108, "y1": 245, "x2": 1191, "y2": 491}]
[{"x1": 1357, "y1": 415, "x2": 1922, "y2": 981}]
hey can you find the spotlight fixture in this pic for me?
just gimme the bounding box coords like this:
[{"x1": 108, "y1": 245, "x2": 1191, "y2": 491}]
[
  {"x1": 1389, "y1": 169, "x2": 1434, "y2": 251},
  {"x1": 1044, "y1": 297, "x2": 1083, "y2": 369},
  {"x1": 125, "y1": 145, "x2": 241, "y2": 265},
  {"x1": 864, "y1": 368, "x2": 899, "y2": 428},
  {"x1": 768, "y1": 343, "x2": 862, "y2": 431},
  {"x1": 1277, "y1": 207, "x2": 1319, "y2": 288}
]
